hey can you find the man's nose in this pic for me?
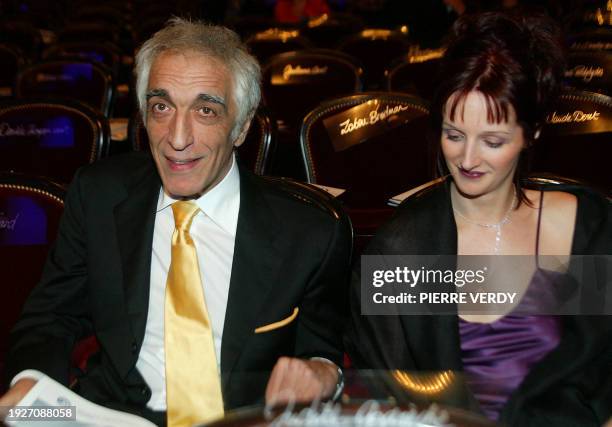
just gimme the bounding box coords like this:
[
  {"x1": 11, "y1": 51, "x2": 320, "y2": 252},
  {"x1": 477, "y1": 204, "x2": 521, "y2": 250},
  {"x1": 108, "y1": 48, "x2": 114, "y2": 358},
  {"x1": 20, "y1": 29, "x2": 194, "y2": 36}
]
[{"x1": 167, "y1": 112, "x2": 193, "y2": 151}]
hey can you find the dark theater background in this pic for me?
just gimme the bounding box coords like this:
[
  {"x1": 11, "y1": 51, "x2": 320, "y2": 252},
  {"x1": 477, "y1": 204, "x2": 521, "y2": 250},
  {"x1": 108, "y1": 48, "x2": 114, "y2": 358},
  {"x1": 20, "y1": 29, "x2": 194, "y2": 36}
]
[{"x1": 0, "y1": 0, "x2": 611, "y2": 425}]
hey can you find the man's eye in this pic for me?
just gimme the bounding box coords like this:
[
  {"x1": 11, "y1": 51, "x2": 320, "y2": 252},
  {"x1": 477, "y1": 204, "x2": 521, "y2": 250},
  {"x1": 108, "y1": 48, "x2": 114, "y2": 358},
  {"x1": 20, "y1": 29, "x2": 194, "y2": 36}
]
[
  {"x1": 151, "y1": 103, "x2": 169, "y2": 113},
  {"x1": 198, "y1": 106, "x2": 216, "y2": 116}
]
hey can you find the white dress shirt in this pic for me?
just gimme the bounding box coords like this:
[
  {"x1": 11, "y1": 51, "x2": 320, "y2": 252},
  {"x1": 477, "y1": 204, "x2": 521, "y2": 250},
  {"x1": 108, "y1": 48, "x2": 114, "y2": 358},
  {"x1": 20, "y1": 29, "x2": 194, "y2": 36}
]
[{"x1": 136, "y1": 155, "x2": 240, "y2": 411}]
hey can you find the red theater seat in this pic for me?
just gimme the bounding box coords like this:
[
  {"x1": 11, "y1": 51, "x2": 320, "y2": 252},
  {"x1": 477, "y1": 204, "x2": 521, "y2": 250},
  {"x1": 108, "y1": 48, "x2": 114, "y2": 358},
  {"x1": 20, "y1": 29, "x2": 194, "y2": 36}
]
[{"x1": 0, "y1": 173, "x2": 65, "y2": 391}]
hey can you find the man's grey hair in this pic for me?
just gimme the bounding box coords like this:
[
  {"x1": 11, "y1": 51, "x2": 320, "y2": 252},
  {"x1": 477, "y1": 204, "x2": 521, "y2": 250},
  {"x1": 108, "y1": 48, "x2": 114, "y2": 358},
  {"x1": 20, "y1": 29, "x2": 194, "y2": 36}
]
[{"x1": 135, "y1": 17, "x2": 261, "y2": 140}]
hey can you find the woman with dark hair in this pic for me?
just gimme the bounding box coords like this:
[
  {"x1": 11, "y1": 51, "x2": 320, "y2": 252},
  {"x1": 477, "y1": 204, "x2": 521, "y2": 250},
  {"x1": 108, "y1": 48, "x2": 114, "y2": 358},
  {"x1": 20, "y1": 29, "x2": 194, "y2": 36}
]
[{"x1": 346, "y1": 11, "x2": 612, "y2": 426}]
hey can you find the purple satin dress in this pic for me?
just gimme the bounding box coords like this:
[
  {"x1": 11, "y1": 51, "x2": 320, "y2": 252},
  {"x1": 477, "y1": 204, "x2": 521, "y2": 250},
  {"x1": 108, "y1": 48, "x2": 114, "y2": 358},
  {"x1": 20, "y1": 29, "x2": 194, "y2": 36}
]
[
  {"x1": 459, "y1": 310, "x2": 561, "y2": 419},
  {"x1": 458, "y1": 192, "x2": 563, "y2": 420}
]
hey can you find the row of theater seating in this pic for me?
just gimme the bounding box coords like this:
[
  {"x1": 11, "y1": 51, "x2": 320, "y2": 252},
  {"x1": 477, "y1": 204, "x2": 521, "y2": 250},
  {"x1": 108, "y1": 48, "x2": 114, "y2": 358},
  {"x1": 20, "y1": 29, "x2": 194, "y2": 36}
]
[
  {"x1": 0, "y1": 18, "x2": 612, "y2": 107},
  {"x1": 0, "y1": 99, "x2": 273, "y2": 182},
  {"x1": 1, "y1": 89, "x2": 611, "y2": 239},
  {"x1": 2, "y1": 26, "x2": 612, "y2": 105},
  {"x1": 1, "y1": 0, "x2": 178, "y2": 58},
  {"x1": 4, "y1": 2, "x2": 612, "y2": 61},
  {"x1": 2, "y1": 4, "x2": 612, "y2": 187}
]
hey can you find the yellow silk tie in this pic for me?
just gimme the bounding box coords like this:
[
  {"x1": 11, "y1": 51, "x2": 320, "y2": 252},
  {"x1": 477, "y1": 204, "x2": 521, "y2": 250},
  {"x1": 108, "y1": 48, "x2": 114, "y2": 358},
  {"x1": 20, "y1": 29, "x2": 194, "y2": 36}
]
[{"x1": 165, "y1": 201, "x2": 224, "y2": 427}]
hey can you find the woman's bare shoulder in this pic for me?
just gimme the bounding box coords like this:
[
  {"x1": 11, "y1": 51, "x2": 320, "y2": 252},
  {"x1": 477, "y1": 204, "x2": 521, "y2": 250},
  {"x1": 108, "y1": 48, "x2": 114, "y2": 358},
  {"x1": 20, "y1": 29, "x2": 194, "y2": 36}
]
[
  {"x1": 542, "y1": 190, "x2": 578, "y2": 225},
  {"x1": 525, "y1": 188, "x2": 577, "y2": 213},
  {"x1": 529, "y1": 189, "x2": 578, "y2": 255}
]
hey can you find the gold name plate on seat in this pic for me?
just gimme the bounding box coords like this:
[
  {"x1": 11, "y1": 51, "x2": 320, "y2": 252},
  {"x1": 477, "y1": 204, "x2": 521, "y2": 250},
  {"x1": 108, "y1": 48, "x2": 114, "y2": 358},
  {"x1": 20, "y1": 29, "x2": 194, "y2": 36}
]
[{"x1": 323, "y1": 99, "x2": 427, "y2": 152}]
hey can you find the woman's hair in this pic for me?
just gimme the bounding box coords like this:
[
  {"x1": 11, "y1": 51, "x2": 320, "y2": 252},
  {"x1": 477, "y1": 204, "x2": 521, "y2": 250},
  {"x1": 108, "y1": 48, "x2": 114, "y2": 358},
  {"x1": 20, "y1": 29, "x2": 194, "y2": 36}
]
[
  {"x1": 135, "y1": 17, "x2": 262, "y2": 141},
  {"x1": 431, "y1": 11, "x2": 565, "y2": 206}
]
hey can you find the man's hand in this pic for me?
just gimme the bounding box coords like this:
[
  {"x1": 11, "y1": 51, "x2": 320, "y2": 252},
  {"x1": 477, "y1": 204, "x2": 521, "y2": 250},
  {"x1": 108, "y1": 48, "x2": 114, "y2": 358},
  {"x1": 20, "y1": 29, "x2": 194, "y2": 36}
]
[
  {"x1": 0, "y1": 378, "x2": 37, "y2": 419},
  {"x1": 265, "y1": 357, "x2": 338, "y2": 405}
]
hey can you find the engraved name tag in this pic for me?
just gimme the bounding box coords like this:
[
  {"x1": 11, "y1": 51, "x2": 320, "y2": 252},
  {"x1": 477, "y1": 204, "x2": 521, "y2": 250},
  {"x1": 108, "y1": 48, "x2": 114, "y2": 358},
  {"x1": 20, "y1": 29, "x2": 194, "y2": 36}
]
[
  {"x1": 323, "y1": 100, "x2": 426, "y2": 152},
  {"x1": 0, "y1": 117, "x2": 75, "y2": 148},
  {"x1": 564, "y1": 65, "x2": 605, "y2": 82},
  {"x1": 271, "y1": 64, "x2": 329, "y2": 85},
  {"x1": 0, "y1": 197, "x2": 48, "y2": 246}
]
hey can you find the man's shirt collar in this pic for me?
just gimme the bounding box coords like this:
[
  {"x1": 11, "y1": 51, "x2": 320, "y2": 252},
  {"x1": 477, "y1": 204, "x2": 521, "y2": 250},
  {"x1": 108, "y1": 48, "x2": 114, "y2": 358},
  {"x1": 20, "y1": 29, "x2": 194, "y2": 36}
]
[{"x1": 156, "y1": 154, "x2": 240, "y2": 236}]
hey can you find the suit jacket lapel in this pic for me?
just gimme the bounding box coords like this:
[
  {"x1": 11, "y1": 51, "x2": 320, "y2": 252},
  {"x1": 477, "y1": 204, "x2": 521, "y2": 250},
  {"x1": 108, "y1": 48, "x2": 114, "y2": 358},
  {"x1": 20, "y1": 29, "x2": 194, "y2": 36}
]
[
  {"x1": 114, "y1": 156, "x2": 160, "y2": 367},
  {"x1": 221, "y1": 170, "x2": 281, "y2": 385}
]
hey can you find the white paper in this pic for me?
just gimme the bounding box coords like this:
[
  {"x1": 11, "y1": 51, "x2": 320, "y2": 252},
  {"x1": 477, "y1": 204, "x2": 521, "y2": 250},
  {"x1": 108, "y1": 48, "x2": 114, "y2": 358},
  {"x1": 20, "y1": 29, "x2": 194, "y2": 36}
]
[{"x1": 7, "y1": 375, "x2": 155, "y2": 427}]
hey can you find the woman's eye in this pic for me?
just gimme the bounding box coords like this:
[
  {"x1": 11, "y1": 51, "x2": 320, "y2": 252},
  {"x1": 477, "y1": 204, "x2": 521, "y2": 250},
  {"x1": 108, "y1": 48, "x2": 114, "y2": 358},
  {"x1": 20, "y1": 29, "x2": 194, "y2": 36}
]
[
  {"x1": 445, "y1": 131, "x2": 463, "y2": 142},
  {"x1": 485, "y1": 140, "x2": 504, "y2": 148}
]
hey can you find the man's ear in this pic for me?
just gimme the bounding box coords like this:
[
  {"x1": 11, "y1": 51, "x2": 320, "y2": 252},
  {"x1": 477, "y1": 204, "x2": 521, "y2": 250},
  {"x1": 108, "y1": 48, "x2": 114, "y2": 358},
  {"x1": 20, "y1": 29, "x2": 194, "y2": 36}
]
[{"x1": 233, "y1": 112, "x2": 255, "y2": 148}]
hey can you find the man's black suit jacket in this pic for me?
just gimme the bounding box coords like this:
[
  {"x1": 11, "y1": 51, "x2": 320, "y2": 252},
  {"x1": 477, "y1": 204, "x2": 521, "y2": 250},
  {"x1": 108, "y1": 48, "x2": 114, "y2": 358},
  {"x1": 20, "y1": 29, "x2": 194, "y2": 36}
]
[{"x1": 5, "y1": 152, "x2": 352, "y2": 421}]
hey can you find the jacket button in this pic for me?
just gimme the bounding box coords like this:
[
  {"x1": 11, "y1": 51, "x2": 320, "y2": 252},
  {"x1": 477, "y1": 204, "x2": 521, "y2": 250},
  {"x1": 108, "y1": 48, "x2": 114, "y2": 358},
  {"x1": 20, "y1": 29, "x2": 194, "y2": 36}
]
[
  {"x1": 140, "y1": 386, "x2": 148, "y2": 395},
  {"x1": 131, "y1": 341, "x2": 138, "y2": 354}
]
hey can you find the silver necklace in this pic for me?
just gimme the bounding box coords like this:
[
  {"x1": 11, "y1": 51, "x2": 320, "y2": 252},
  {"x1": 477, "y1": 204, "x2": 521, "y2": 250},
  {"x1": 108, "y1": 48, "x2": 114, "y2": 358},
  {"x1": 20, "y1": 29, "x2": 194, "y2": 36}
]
[{"x1": 453, "y1": 188, "x2": 517, "y2": 254}]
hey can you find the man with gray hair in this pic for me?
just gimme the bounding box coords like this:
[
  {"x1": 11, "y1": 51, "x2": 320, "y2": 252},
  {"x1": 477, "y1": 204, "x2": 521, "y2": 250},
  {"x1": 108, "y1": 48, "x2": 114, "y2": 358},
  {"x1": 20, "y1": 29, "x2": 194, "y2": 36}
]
[{"x1": 1, "y1": 18, "x2": 351, "y2": 427}]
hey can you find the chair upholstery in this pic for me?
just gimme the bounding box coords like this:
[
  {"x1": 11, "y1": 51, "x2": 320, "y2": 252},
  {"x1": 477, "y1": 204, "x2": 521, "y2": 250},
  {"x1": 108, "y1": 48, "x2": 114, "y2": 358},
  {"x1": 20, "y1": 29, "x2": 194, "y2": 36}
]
[
  {"x1": 385, "y1": 48, "x2": 445, "y2": 101},
  {"x1": 391, "y1": 174, "x2": 598, "y2": 206},
  {"x1": 261, "y1": 176, "x2": 351, "y2": 224},
  {"x1": 57, "y1": 23, "x2": 121, "y2": 48},
  {"x1": 127, "y1": 111, "x2": 148, "y2": 152},
  {"x1": 0, "y1": 99, "x2": 110, "y2": 184},
  {"x1": 523, "y1": 174, "x2": 589, "y2": 190},
  {"x1": 134, "y1": 16, "x2": 170, "y2": 46},
  {"x1": 262, "y1": 49, "x2": 363, "y2": 179},
  {"x1": 0, "y1": 21, "x2": 42, "y2": 61},
  {"x1": 2, "y1": 4, "x2": 64, "y2": 31},
  {"x1": 129, "y1": 108, "x2": 277, "y2": 176},
  {"x1": 0, "y1": 43, "x2": 24, "y2": 97},
  {"x1": 301, "y1": 13, "x2": 364, "y2": 48},
  {"x1": 262, "y1": 49, "x2": 363, "y2": 130},
  {"x1": 227, "y1": 15, "x2": 284, "y2": 40},
  {"x1": 132, "y1": 1, "x2": 179, "y2": 45},
  {"x1": 15, "y1": 59, "x2": 115, "y2": 117},
  {"x1": 260, "y1": 176, "x2": 353, "y2": 258},
  {"x1": 237, "y1": 108, "x2": 277, "y2": 176},
  {"x1": 564, "y1": 51, "x2": 612, "y2": 96},
  {"x1": 246, "y1": 28, "x2": 312, "y2": 65},
  {"x1": 43, "y1": 42, "x2": 122, "y2": 80},
  {"x1": 73, "y1": 5, "x2": 129, "y2": 28},
  {"x1": 69, "y1": 7, "x2": 133, "y2": 56},
  {"x1": 301, "y1": 92, "x2": 432, "y2": 253},
  {"x1": 300, "y1": 92, "x2": 433, "y2": 208},
  {"x1": 579, "y1": 7, "x2": 611, "y2": 29},
  {"x1": 0, "y1": 173, "x2": 65, "y2": 390},
  {"x1": 337, "y1": 29, "x2": 412, "y2": 90},
  {"x1": 533, "y1": 89, "x2": 612, "y2": 194},
  {"x1": 567, "y1": 28, "x2": 612, "y2": 52}
]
